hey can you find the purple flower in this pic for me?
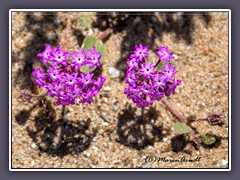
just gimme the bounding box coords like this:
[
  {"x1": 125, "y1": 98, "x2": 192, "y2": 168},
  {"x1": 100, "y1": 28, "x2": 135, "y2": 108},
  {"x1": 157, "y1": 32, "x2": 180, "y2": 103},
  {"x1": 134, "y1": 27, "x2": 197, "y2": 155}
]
[
  {"x1": 47, "y1": 66, "x2": 60, "y2": 82},
  {"x1": 71, "y1": 48, "x2": 87, "y2": 69},
  {"x1": 32, "y1": 68, "x2": 47, "y2": 87},
  {"x1": 156, "y1": 46, "x2": 174, "y2": 62},
  {"x1": 166, "y1": 79, "x2": 182, "y2": 95},
  {"x1": 37, "y1": 44, "x2": 52, "y2": 65},
  {"x1": 34, "y1": 78, "x2": 46, "y2": 88},
  {"x1": 87, "y1": 46, "x2": 101, "y2": 69},
  {"x1": 139, "y1": 82, "x2": 153, "y2": 96},
  {"x1": 50, "y1": 46, "x2": 69, "y2": 66},
  {"x1": 130, "y1": 44, "x2": 149, "y2": 62},
  {"x1": 45, "y1": 82, "x2": 63, "y2": 98},
  {"x1": 80, "y1": 88, "x2": 98, "y2": 104},
  {"x1": 162, "y1": 63, "x2": 176, "y2": 80},
  {"x1": 124, "y1": 87, "x2": 139, "y2": 100},
  {"x1": 125, "y1": 71, "x2": 139, "y2": 87},
  {"x1": 124, "y1": 44, "x2": 181, "y2": 108},
  {"x1": 64, "y1": 73, "x2": 78, "y2": 86},
  {"x1": 153, "y1": 74, "x2": 166, "y2": 90},
  {"x1": 135, "y1": 97, "x2": 153, "y2": 108},
  {"x1": 79, "y1": 72, "x2": 93, "y2": 87},
  {"x1": 56, "y1": 95, "x2": 69, "y2": 106},
  {"x1": 139, "y1": 62, "x2": 155, "y2": 79},
  {"x1": 127, "y1": 58, "x2": 139, "y2": 71},
  {"x1": 150, "y1": 91, "x2": 164, "y2": 101},
  {"x1": 93, "y1": 75, "x2": 106, "y2": 89},
  {"x1": 66, "y1": 86, "x2": 81, "y2": 99},
  {"x1": 32, "y1": 44, "x2": 106, "y2": 106}
]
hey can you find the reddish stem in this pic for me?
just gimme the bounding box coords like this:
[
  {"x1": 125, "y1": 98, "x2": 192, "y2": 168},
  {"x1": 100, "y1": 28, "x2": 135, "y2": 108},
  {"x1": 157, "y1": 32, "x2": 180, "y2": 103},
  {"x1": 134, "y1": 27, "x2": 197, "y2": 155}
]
[
  {"x1": 65, "y1": 13, "x2": 71, "y2": 47},
  {"x1": 98, "y1": 28, "x2": 113, "y2": 40},
  {"x1": 154, "y1": 58, "x2": 162, "y2": 69},
  {"x1": 161, "y1": 98, "x2": 186, "y2": 123}
]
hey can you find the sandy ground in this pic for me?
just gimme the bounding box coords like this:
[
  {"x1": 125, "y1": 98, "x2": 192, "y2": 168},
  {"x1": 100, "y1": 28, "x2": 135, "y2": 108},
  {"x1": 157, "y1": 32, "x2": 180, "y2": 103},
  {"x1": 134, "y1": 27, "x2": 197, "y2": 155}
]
[{"x1": 11, "y1": 11, "x2": 229, "y2": 169}]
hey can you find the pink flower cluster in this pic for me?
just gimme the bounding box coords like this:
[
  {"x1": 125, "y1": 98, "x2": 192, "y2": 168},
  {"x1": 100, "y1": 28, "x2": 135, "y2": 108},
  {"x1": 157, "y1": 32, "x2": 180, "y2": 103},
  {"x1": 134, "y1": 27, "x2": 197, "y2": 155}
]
[
  {"x1": 32, "y1": 44, "x2": 106, "y2": 105},
  {"x1": 124, "y1": 44, "x2": 181, "y2": 108}
]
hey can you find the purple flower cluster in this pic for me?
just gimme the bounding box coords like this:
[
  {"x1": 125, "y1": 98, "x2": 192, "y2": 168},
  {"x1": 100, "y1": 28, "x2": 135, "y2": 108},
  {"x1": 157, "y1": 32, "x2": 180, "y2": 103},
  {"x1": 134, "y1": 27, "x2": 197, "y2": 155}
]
[
  {"x1": 124, "y1": 44, "x2": 181, "y2": 108},
  {"x1": 32, "y1": 44, "x2": 106, "y2": 105}
]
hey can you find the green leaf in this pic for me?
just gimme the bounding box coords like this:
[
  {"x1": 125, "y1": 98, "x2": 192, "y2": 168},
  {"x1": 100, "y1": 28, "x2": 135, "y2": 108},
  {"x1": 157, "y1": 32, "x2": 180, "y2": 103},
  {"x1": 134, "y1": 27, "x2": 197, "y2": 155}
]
[
  {"x1": 186, "y1": 114, "x2": 197, "y2": 121},
  {"x1": 174, "y1": 122, "x2": 192, "y2": 135},
  {"x1": 46, "y1": 96, "x2": 55, "y2": 102},
  {"x1": 156, "y1": 59, "x2": 177, "y2": 72},
  {"x1": 199, "y1": 134, "x2": 216, "y2": 145},
  {"x1": 95, "y1": 40, "x2": 105, "y2": 63},
  {"x1": 80, "y1": 64, "x2": 91, "y2": 73},
  {"x1": 189, "y1": 135, "x2": 194, "y2": 141},
  {"x1": 80, "y1": 36, "x2": 105, "y2": 73},
  {"x1": 156, "y1": 61, "x2": 165, "y2": 72},
  {"x1": 81, "y1": 36, "x2": 97, "y2": 49},
  {"x1": 170, "y1": 59, "x2": 177, "y2": 67},
  {"x1": 79, "y1": 15, "x2": 93, "y2": 28},
  {"x1": 67, "y1": 56, "x2": 72, "y2": 63}
]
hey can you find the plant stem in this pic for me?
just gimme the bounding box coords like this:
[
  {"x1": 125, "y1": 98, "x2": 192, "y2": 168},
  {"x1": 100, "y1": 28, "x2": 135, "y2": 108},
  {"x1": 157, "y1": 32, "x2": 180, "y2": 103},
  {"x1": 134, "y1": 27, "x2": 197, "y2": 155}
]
[
  {"x1": 65, "y1": 13, "x2": 71, "y2": 47},
  {"x1": 161, "y1": 98, "x2": 186, "y2": 123},
  {"x1": 98, "y1": 28, "x2": 113, "y2": 40},
  {"x1": 196, "y1": 118, "x2": 208, "y2": 121},
  {"x1": 154, "y1": 58, "x2": 162, "y2": 69},
  {"x1": 61, "y1": 105, "x2": 67, "y2": 123},
  {"x1": 141, "y1": 107, "x2": 145, "y2": 120}
]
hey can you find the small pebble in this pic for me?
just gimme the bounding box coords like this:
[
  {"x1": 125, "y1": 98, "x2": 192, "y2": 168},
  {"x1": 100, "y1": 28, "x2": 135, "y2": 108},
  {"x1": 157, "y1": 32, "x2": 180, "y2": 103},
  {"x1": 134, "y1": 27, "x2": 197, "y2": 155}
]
[
  {"x1": 108, "y1": 67, "x2": 120, "y2": 77},
  {"x1": 31, "y1": 143, "x2": 37, "y2": 149},
  {"x1": 88, "y1": 29, "x2": 93, "y2": 35},
  {"x1": 55, "y1": 19, "x2": 61, "y2": 25},
  {"x1": 86, "y1": 153, "x2": 91, "y2": 157},
  {"x1": 84, "y1": 151, "x2": 91, "y2": 157},
  {"x1": 221, "y1": 159, "x2": 228, "y2": 166},
  {"x1": 163, "y1": 138, "x2": 168, "y2": 142},
  {"x1": 92, "y1": 146, "x2": 99, "y2": 151},
  {"x1": 103, "y1": 122, "x2": 109, "y2": 126},
  {"x1": 31, "y1": 160, "x2": 35, "y2": 166},
  {"x1": 103, "y1": 98, "x2": 108, "y2": 103},
  {"x1": 113, "y1": 105, "x2": 119, "y2": 111},
  {"x1": 103, "y1": 86, "x2": 112, "y2": 91},
  {"x1": 173, "y1": 54, "x2": 178, "y2": 59}
]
